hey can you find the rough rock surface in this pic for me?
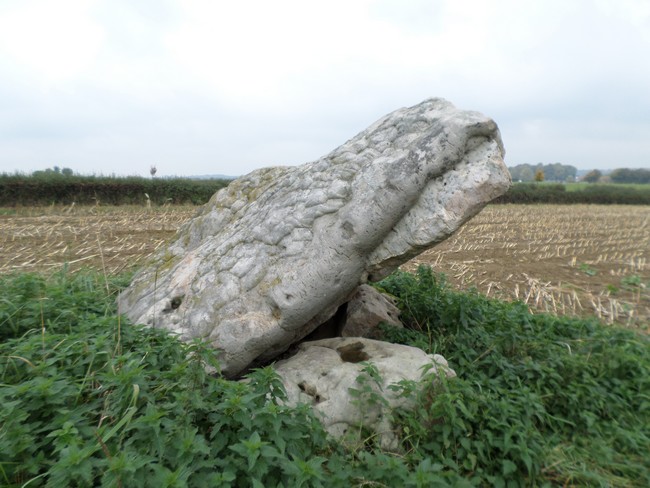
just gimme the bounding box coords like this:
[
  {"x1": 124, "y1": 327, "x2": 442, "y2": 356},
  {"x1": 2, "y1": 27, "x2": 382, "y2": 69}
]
[
  {"x1": 273, "y1": 337, "x2": 456, "y2": 451},
  {"x1": 341, "y1": 285, "x2": 403, "y2": 338},
  {"x1": 118, "y1": 98, "x2": 511, "y2": 377}
]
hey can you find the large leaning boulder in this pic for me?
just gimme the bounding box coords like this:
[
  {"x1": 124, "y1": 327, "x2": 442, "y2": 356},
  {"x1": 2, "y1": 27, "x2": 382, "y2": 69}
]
[{"x1": 118, "y1": 98, "x2": 511, "y2": 377}]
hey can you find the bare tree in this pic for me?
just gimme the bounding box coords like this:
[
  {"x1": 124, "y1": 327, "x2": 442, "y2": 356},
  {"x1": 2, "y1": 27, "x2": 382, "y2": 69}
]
[{"x1": 150, "y1": 165, "x2": 157, "y2": 178}]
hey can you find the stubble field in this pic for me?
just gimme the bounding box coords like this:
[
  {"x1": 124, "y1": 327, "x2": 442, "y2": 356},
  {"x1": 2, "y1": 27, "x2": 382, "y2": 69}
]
[{"x1": 1, "y1": 204, "x2": 647, "y2": 329}]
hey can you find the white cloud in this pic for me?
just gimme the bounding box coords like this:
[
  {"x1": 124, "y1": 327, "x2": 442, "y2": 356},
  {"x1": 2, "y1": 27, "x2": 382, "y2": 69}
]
[
  {"x1": 0, "y1": 0, "x2": 104, "y2": 83},
  {"x1": 165, "y1": 1, "x2": 424, "y2": 111},
  {"x1": 0, "y1": 0, "x2": 649, "y2": 176}
]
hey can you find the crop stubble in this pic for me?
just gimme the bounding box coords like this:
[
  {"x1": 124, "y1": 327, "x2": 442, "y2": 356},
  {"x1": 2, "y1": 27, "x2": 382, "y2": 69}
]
[
  {"x1": 0, "y1": 204, "x2": 647, "y2": 328},
  {"x1": 402, "y1": 204, "x2": 649, "y2": 328},
  {"x1": 0, "y1": 206, "x2": 196, "y2": 276}
]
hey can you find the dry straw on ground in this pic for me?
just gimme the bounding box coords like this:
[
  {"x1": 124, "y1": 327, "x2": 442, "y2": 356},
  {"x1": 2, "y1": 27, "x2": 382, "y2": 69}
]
[
  {"x1": 0, "y1": 205, "x2": 196, "y2": 276},
  {"x1": 0, "y1": 204, "x2": 647, "y2": 329},
  {"x1": 402, "y1": 204, "x2": 649, "y2": 329}
]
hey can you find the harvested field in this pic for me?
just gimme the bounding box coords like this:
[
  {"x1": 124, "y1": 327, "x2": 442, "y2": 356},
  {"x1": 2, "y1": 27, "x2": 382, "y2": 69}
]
[
  {"x1": 0, "y1": 204, "x2": 648, "y2": 328},
  {"x1": 402, "y1": 204, "x2": 649, "y2": 329},
  {"x1": 0, "y1": 206, "x2": 197, "y2": 275}
]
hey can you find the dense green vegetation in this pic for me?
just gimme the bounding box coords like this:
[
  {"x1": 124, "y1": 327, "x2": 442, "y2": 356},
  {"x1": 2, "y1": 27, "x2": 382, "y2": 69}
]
[
  {"x1": 0, "y1": 172, "x2": 229, "y2": 206},
  {"x1": 495, "y1": 182, "x2": 650, "y2": 204},
  {"x1": 564, "y1": 182, "x2": 650, "y2": 192},
  {"x1": 1, "y1": 268, "x2": 648, "y2": 486}
]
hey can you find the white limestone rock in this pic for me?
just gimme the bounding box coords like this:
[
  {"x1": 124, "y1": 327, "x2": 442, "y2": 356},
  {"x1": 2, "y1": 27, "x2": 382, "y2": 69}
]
[
  {"x1": 117, "y1": 98, "x2": 510, "y2": 377},
  {"x1": 273, "y1": 337, "x2": 456, "y2": 451}
]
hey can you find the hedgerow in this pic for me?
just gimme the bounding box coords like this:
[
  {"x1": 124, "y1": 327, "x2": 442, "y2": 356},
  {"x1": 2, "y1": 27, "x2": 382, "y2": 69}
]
[
  {"x1": 0, "y1": 173, "x2": 229, "y2": 206},
  {"x1": 493, "y1": 183, "x2": 650, "y2": 205},
  {"x1": 3, "y1": 173, "x2": 649, "y2": 207},
  {"x1": 494, "y1": 182, "x2": 650, "y2": 204},
  {"x1": 1, "y1": 268, "x2": 648, "y2": 486}
]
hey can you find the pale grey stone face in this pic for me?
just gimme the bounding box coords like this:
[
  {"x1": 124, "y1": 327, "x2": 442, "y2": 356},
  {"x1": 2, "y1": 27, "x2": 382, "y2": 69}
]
[
  {"x1": 272, "y1": 337, "x2": 456, "y2": 452},
  {"x1": 117, "y1": 98, "x2": 511, "y2": 377}
]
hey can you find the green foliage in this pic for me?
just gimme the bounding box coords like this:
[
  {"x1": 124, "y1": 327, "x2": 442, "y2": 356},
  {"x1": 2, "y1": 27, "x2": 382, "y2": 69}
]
[
  {"x1": 578, "y1": 263, "x2": 597, "y2": 276},
  {"x1": 581, "y1": 169, "x2": 602, "y2": 183},
  {"x1": 0, "y1": 271, "x2": 331, "y2": 487},
  {"x1": 31, "y1": 166, "x2": 74, "y2": 178},
  {"x1": 620, "y1": 274, "x2": 649, "y2": 293},
  {"x1": 495, "y1": 182, "x2": 650, "y2": 204},
  {"x1": 495, "y1": 183, "x2": 568, "y2": 204},
  {"x1": 2, "y1": 268, "x2": 648, "y2": 486},
  {"x1": 609, "y1": 168, "x2": 650, "y2": 184},
  {"x1": 378, "y1": 266, "x2": 650, "y2": 486},
  {"x1": 0, "y1": 172, "x2": 230, "y2": 206},
  {"x1": 349, "y1": 362, "x2": 389, "y2": 411},
  {"x1": 0, "y1": 271, "x2": 464, "y2": 487}
]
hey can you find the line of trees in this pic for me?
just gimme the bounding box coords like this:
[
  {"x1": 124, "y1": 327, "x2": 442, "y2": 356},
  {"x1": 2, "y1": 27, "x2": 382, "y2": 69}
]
[
  {"x1": 32, "y1": 166, "x2": 75, "y2": 177},
  {"x1": 510, "y1": 164, "x2": 650, "y2": 184},
  {"x1": 607, "y1": 168, "x2": 650, "y2": 184},
  {"x1": 509, "y1": 163, "x2": 577, "y2": 182},
  {"x1": 581, "y1": 168, "x2": 650, "y2": 184}
]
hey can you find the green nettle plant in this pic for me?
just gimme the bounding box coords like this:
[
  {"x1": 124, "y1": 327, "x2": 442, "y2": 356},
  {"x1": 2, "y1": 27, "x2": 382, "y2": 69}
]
[
  {"x1": 378, "y1": 267, "x2": 650, "y2": 486},
  {"x1": 1, "y1": 266, "x2": 648, "y2": 487}
]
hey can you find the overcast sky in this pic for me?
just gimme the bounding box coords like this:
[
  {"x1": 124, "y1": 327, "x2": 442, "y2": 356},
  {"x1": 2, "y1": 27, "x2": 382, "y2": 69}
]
[{"x1": 1, "y1": 0, "x2": 649, "y2": 178}]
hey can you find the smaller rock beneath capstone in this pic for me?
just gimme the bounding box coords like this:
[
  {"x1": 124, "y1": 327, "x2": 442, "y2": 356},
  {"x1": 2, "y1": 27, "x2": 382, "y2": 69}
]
[
  {"x1": 341, "y1": 285, "x2": 403, "y2": 339},
  {"x1": 273, "y1": 337, "x2": 455, "y2": 451}
]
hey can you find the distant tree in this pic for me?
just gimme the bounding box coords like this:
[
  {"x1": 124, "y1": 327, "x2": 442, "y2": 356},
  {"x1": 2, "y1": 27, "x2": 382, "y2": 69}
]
[
  {"x1": 609, "y1": 168, "x2": 650, "y2": 184},
  {"x1": 508, "y1": 166, "x2": 520, "y2": 181},
  {"x1": 534, "y1": 170, "x2": 545, "y2": 182},
  {"x1": 150, "y1": 165, "x2": 158, "y2": 178},
  {"x1": 541, "y1": 163, "x2": 574, "y2": 182},
  {"x1": 32, "y1": 166, "x2": 73, "y2": 177},
  {"x1": 610, "y1": 168, "x2": 633, "y2": 183},
  {"x1": 564, "y1": 165, "x2": 578, "y2": 182},
  {"x1": 518, "y1": 166, "x2": 534, "y2": 181},
  {"x1": 544, "y1": 163, "x2": 557, "y2": 181},
  {"x1": 32, "y1": 168, "x2": 55, "y2": 177},
  {"x1": 551, "y1": 163, "x2": 577, "y2": 182},
  {"x1": 582, "y1": 169, "x2": 602, "y2": 183},
  {"x1": 509, "y1": 165, "x2": 534, "y2": 181}
]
